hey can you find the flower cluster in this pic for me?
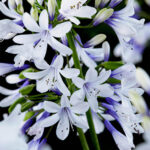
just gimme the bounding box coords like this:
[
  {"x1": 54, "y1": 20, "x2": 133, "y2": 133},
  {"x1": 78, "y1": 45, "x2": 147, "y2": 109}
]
[{"x1": 0, "y1": 0, "x2": 150, "y2": 150}]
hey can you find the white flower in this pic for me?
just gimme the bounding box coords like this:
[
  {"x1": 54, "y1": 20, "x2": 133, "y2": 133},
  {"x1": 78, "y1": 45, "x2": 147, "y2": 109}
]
[
  {"x1": 23, "y1": 55, "x2": 80, "y2": 96},
  {"x1": 72, "y1": 68, "x2": 114, "y2": 112},
  {"x1": 13, "y1": 9, "x2": 72, "y2": 61},
  {"x1": 59, "y1": 0, "x2": 96, "y2": 25},
  {"x1": 0, "y1": 2, "x2": 24, "y2": 40},
  {"x1": 0, "y1": 105, "x2": 28, "y2": 150},
  {"x1": 105, "y1": 0, "x2": 145, "y2": 60},
  {"x1": 39, "y1": 95, "x2": 89, "y2": 140}
]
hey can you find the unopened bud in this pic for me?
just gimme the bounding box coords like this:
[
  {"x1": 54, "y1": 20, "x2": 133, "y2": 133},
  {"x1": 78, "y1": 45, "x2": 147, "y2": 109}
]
[
  {"x1": 100, "y1": 0, "x2": 110, "y2": 8},
  {"x1": 31, "y1": 7, "x2": 39, "y2": 21},
  {"x1": 95, "y1": 0, "x2": 101, "y2": 8},
  {"x1": 48, "y1": 0, "x2": 57, "y2": 21},
  {"x1": 103, "y1": 41, "x2": 110, "y2": 61},
  {"x1": 26, "y1": 0, "x2": 35, "y2": 6},
  {"x1": 93, "y1": 8, "x2": 114, "y2": 26},
  {"x1": 84, "y1": 34, "x2": 106, "y2": 48},
  {"x1": 136, "y1": 67, "x2": 150, "y2": 95}
]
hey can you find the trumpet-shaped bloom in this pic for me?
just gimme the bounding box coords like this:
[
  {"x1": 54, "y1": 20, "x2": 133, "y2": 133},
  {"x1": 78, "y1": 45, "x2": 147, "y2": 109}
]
[
  {"x1": 105, "y1": 0, "x2": 145, "y2": 60},
  {"x1": 59, "y1": 0, "x2": 96, "y2": 25},
  {"x1": 72, "y1": 68, "x2": 114, "y2": 112},
  {"x1": 13, "y1": 10, "x2": 72, "y2": 61},
  {"x1": 23, "y1": 55, "x2": 80, "y2": 96},
  {"x1": 40, "y1": 95, "x2": 89, "y2": 140}
]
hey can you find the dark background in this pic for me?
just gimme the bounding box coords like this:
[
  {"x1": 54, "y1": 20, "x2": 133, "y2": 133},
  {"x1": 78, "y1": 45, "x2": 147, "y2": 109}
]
[{"x1": 0, "y1": 0, "x2": 150, "y2": 150}]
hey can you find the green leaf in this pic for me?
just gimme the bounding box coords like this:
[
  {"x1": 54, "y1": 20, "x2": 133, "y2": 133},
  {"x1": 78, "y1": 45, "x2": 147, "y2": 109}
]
[
  {"x1": 21, "y1": 102, "x2": 35, "y2": 112},
  {"x1": 97, "y1": 61, "x2": 124, "y2": 70},
  {"x1": 107, "y1": 78, "x2": 121, "y2": 84},
  {"x1": 19, "y1": 68, "x2": 37, "y2": 79},
  {"x1": 24, "y1": 111, "x2": 35, "y2": 121},
  {"x1": 8, "y1": 97, "x2": 27, "y2": 113},
  {"x1": 19, "y1": 84, "x2": 35, "y2": 95}
]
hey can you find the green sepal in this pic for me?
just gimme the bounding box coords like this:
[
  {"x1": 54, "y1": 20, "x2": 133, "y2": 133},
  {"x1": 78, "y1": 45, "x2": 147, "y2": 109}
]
[
  {"x1": 21, "y1": 102, "x2": 35, "y2": 112},
  {"x1": 19, "y1": 68, "x2": 37, "y2": 79},
  {"x1": 19, "y1": 84, "x2": 35, "y2": 95},
  {"x1": 8, "y1": 97, "x2": 27, "y2": 113},
  {"x1": 107, "y1": 78, "x2": 121, "y2": 84},
  {"x1": 24, "y1": 111, "x2": 35, "y2": 121},
  {"x1": 97, "y1": 61, "x2": 124, "y2": 70}
]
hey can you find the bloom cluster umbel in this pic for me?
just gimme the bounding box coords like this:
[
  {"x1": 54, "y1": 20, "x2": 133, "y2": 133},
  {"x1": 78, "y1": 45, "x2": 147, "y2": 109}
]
[{"x1": 0, "y1": 0, "x2": 146, "y2": 150}]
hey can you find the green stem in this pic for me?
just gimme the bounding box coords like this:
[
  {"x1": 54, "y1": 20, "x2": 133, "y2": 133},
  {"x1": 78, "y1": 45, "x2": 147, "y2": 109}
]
[
  {"x1": 67, "y1": 31, "x2": 101, "y2": 150},
  {"x1": 86, "y1": 109, "x2": 101, "y2": 150},
  {"x1": 77, "y1": 128, "x2": 90, "y2": 150},
  {"x1": 66, "y1": 32, "x2": 84, "y2": 78},
  {"x1": 66, "y1": 31, "x2": 89, "y2": 150}
]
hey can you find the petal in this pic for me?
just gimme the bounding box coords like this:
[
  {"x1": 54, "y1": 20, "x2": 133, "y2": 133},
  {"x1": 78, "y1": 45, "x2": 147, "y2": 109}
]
[
  {"x1": 56, "y1": 73, "x2": 70, "y2": 96},
  {"x1": 0, "y1": 86, "x2": 18, "y2": 95},
  {"x1": 72, "y1": 77, "x2": 85, "y2": 88},
  {"x1": 92, "y1": 113, "x2": 104, "y2": 134},
  {"x1": 98, "y1": 84, "x2": 114, "y2": 97},
  {"x1": 13, "y1": 33, "x2": 41, "y2": 44},
  {"x1": 60, "y1": 95, "x2": 70, "y2": 108},
  {"x1": 85, "y1": 68, "x2": 98, "y2": 82},
  {"x1": 68, "y1": 16, "x2": 80, "y2": 25},
  {"x1": 80, "y1": 50, "x2": 97, "y2": 68},
  {"x1": 6, "y1": 74, "x2": 23, "y2": 84},
  {"x1": 70, "y1": 113, "x2": 89, "y2": 129},
  {"x1": 56, "y1": 111, "x2": 70, "y2": 140},
  {"x1": 48, "y1": 37, "x2": 72, "y2": 56},
  {"x1": 34, "y1": 59, "x2": 49, "y2": 70},
  {"x1": 40, "y1": 113, "x2": 59, "y2": 128},
  {"x1": 52, "y1": 55, "x2": 64, "y2": 69},
  {"x1": 72, "y1": 6, "x2": 96, "y2": 18},
  {"x1": 0, "y1": 63, "x2": 16, "y2": 76},
  {"x1": 23, "y1": 12, "x2": 41, "y2": 32},
  {"x1": 44, "y1": 101, "x2": 60, "y2": 113},
  {"x1": 87, "y1": 95, "x2": 98, "y2": 112},
  {"x1": 70, "y1": 89, "x2": 85, "y2": 105},
  {"x1": 50, "y1": 22, "x2": 72, "y2": 38},
  {"x1": 0, "y1": 2, "x2": 17, "y2": 18},
  {"x1": 71, "y1": 101, "x2": 89, "y2": 114},
  {"x1": 60, "y1": 68, "x2": 80, "y2": 78},
  {"x1": 96, "y1": 69, "x2": 111, "y2": 84},
  {"x1": 23, "y1": 70, "x2": 49, "y2": 80},
  {"x1": 39, "y1": 9, "x2": 49, "y2": 30},
  {"x1": 0, "y1": 94, "x2": 20, "y2": 107}
]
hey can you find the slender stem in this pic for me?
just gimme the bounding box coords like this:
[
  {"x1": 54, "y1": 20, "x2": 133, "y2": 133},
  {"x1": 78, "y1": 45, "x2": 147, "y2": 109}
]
[
  {"x1": 66, "y1": 31, "x2": 89, "y2": 150},
  {"x1": 86, "y1": 109, "x2": 101, "y2": 150},
  {"x1": 67, "y1": 31, "x2": 101, "y2": 150},
  {"x1": 77, "y1": 128, "x2": 90, "y2": 150},
  {"x1": 66, "y1": 32, "x2": 83, "y2": 78}
]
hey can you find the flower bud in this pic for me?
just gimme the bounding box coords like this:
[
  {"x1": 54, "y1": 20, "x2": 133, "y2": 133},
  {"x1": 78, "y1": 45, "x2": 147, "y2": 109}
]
[
  {"x1": 129, "y1": 90, "x2": 147, "y2": 114},
  {"x1": 84, "y1": 34, "x2": 106, "y2": 48},
  {"x1": 103, "y1": 41, "x2": 110, "y2": 61},
  {"x1": 145, "y1": 0, "x2": 150, "y2": 6},
  {"x1": 48, "y1": 0, "x2": 57, "y2": 21},
  {"x1": 31, "y1": 7, "x2": 39, "y2": 21},
  {"x1": 100, "y1": 0, "x2": 110, "y2": 8},
  {"x1": 136, "y1": 67, "x2": 150, "y2": 95},
  {"x1": 19, "y1": 84, "x2": 35, "y2": 95},
  {"x1": 95, "y1": 0, "x2": 101, "y2": 8},
  {"x1": 27, "y1": 0, "x2": 35, "y2": 6},
  {"x1": 93, "y1": 8, "x2": 114, "y2": 26}
]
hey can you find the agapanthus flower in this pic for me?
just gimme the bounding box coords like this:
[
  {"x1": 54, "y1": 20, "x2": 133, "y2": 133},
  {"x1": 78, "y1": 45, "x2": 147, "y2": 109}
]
[
  {"x1": 23, "y1": 55, "x2": 80, "y2": 96},
  {"x1": 72, "y1": 68, "x2": 114, "y2": 112},
  {"x1": 13, "y1": 9, "x2": 72, "y2": 61},
  {"x1": 40, "y1": 95, "x2": 89, "y2": 140}
]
